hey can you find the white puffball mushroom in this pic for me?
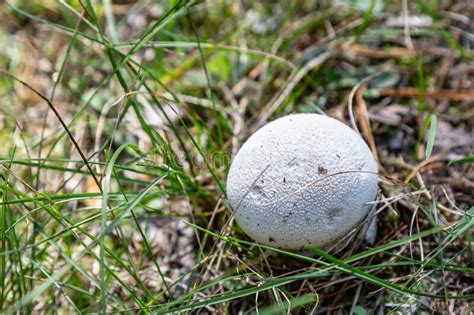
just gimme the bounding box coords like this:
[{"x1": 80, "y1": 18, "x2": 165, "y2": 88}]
[{"x1": 227, "y1": 113, "x2": 378, "y2": 250}]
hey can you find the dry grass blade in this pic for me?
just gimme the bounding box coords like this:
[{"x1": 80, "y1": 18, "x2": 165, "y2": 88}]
[
  {"x1": 356, "y1": 86, "x2": 379, "y2": 164},
  {"x1": 377, "y1": 87, "x2": 474, "y2": 101}
]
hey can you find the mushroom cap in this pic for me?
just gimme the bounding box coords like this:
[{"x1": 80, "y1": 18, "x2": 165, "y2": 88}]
[{"x1": 227, "y1": 113, "x2": 378, "y2": 250}]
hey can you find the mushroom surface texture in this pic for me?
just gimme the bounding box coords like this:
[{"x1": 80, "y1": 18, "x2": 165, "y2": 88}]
[{"x1": 227, "y1": 113, "x2": 379, "y2": 250}]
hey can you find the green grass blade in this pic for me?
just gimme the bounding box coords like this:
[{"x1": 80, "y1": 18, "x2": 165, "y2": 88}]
[{"x1": 425, "y1": 114, "x2": 437, "y2": 159}]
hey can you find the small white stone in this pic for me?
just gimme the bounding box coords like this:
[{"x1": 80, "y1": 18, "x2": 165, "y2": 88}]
[{"x1": 227, "y1": 114, "x2": 378, "y2": 250}]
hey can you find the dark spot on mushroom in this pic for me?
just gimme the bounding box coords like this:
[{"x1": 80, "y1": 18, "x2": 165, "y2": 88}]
[
  {"x1": 261, "y1": 179, "x2": 264, "y2": 183},
  {"x1": 327, "y1": 207, "x2": 343, "y2": 220},
  {"x1": 252, "y1": 185, "x2": 263, "y2": 195},
  {"x1": 287, "y1": 158, "x2": 299, "y2": 167},
  {"x1": 283, "y1": 177, "x2": 286, "y2": 183},
  {"x1": 283, "y1": 211, "x2": 292, "y2": 219},
  {"x1": 336, "y1": 153, "x2": 341, "y2": 159},
  {"x1": 318, "y1": 166, "x2": 328, "y2": 175},
  {"x1": 257, "y1": 223, "x2": 260, "y2": 226},
  {"x1": 269, "y1": 237, "x2": 275, "y2": 242}
]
